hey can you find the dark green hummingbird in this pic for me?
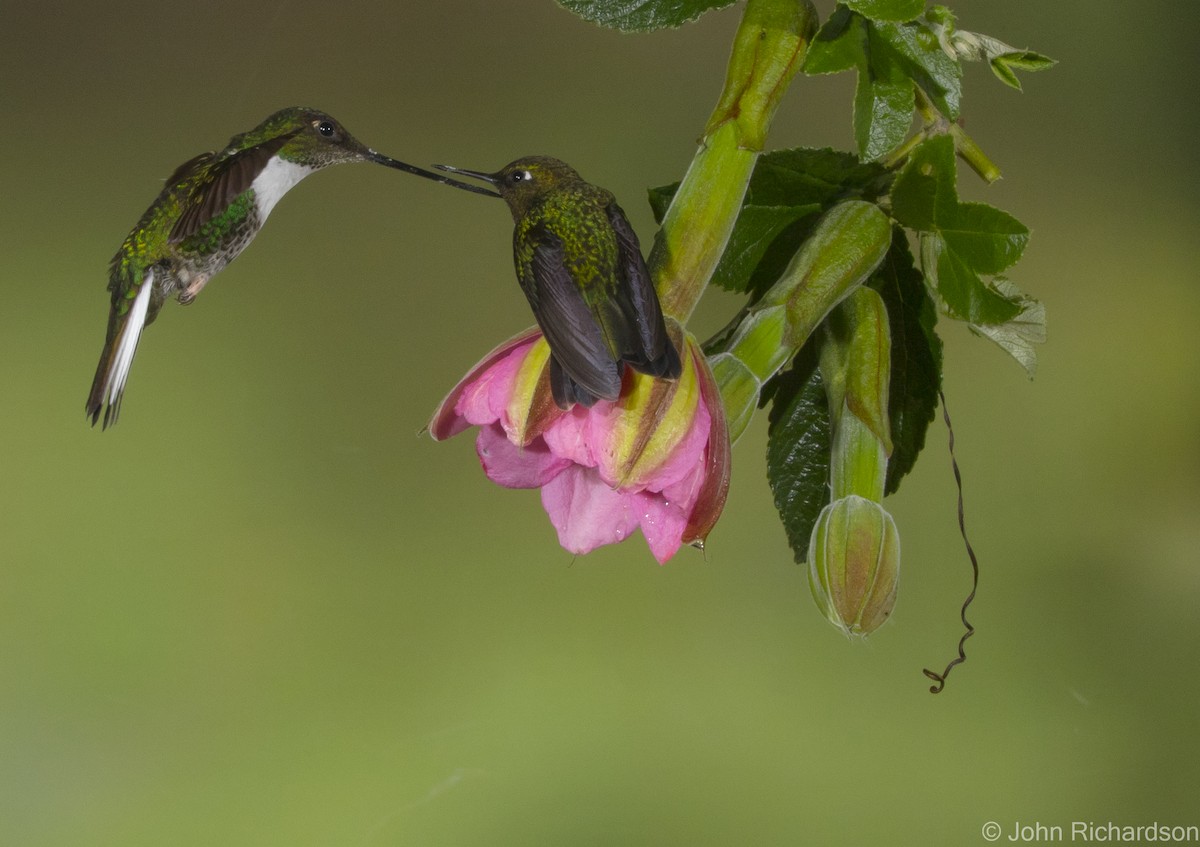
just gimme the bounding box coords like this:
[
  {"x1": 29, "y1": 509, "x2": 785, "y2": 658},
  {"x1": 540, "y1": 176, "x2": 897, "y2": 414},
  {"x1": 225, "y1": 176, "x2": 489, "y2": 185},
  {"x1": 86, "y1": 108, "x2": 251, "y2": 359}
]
[
  {"x1": 86, "y1": 105, "x2": 497, "y2": 429},
  {"x1": 434, "y1": 156, "x2": 681, "y2": 409}
]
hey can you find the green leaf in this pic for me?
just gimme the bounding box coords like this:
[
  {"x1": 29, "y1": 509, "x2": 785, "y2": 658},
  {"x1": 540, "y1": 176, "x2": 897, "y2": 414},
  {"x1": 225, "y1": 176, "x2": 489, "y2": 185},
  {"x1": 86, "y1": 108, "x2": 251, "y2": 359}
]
[
  {"x1": 854, "y1": 69, "x2": 913, "y2": 161},
  {"x1": 889, "y1": 133, "x2": 957, "y2": 230},
  {"x1": 806, "y1": 9, "x2": 958, "y2": 159},
  {"x1": 990, "y1": 51, "x2": 1057, "y2": 90},
  {"x1": 765, "y1": 345, "x2": 832, "y2": 564},
  {"x1": 650, "y1": 148, "x2": 892, "y2": 296},
  {"x1": 891, "y1": 136, "x2": 1030, "y2": 324},
  {"x1": 709, "y1": 204, "x2": 821, "y2": 292},
  {"x1": 998, "y1": 50, "x2": 1056, "y2": 71},
  {"x1": 871, "y1": 18, "x2": 961, "y2": 119},
  {"x1": 939, "y1": 201, "x2": 1028, "y2": 275},
  {"x1": 870, "y1": 231, "x2": 942, "y2": 495},
  {"x1": 925, "y1": 234, "x2": 1021, "y2": 324},
  {"x1": 803, "y1": 6, "x2": 863, "y2": 75},
  {"x1": 647, "y1": 183, "x2": 677, "y2": 225},
  {"x1": 748, "y1": 147, "x2": 894, "y2": 207},
  {"x1": 968, "y1": 278, "x2": 1046, "y2": 377},
  {"x1": 555, "y1": 0, "x2": 737, "y2": 31},
  {"x1": 989, "y1": 56, "x2": 1023, "y2": 90},
  {"x1": 844, "y1": 0, "x2": 925, "y2": 23}
]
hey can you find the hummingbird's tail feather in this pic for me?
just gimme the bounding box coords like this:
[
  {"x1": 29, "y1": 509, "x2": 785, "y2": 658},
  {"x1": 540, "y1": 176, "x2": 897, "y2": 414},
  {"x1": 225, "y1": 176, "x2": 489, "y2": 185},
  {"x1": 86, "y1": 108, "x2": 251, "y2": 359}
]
[
  {"x1": 86, "y1": 270, "x2": 154, "y2": 429},
  {"x1": 625, "y1": 338, "x2": 683, "y2": 382},
  {"x1": 549, "y1": 355, "x2": 601, "y2": 409}
]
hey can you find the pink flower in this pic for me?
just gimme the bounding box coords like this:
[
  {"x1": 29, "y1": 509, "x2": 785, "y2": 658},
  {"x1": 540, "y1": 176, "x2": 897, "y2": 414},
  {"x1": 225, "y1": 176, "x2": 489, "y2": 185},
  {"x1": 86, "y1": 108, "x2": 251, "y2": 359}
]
[{"x1": 429, "y1": 325, "x2": 730, "y2": 563}]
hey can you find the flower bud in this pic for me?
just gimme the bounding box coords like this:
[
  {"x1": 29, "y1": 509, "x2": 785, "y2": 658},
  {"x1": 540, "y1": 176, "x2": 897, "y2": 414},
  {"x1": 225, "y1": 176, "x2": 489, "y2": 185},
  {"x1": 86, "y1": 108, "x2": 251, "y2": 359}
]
[{"x1": 807, "y1": 495, "x2": 900, "y2": 636}]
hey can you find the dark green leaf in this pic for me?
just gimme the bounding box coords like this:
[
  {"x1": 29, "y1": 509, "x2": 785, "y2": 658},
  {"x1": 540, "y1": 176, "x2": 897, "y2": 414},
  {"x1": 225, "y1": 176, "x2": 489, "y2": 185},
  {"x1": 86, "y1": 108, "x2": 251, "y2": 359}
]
[
  {"x1": 555, "y1": 0, "x2": 736, "y2": 31},
  {"x1": 872, "y1": 18, "x2": 961, "y2": 118},
  {"x1": 870, "y1": 231, "x2": 941, "y2": 495},
  {"x1": 650, "y1": 149, "x2": 892, "y2": 296},
  {"x1": 765, "y1": 345, "x2": 832, "y2": 564},
  {"x1": 710, "y1": 204, "x2": 821, "y2": 292},
  {"x1": 854, "y1": 69, "x2": 913, "y2": 161},
  {"x1": 891, "y1": 136, "x2": 1029, "y2": 324},
  {"x1": 926, "y1": 234, "x2": 1021, "y2": 324},
  {"x1": 889, "y1": 133, "x2": 957, "y2": 231},
  {"x1": 804, "y1": 5, "x2": 864, "y2": 75},
  {"x1": 845, "y1": 0, "x2": 925, "y2": 23},
  {"x1": 749, "y1": 147, "x2": 894, "y2": 207},
  {"x1": 647, "y1": 183, "x2": 677, "y2": 225}
]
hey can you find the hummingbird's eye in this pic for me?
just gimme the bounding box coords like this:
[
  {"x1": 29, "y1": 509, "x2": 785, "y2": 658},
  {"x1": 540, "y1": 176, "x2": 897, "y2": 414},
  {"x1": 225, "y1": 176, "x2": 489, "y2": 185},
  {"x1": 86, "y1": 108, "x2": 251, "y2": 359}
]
[
  {"x1": 317, "y1": 121, "x2": 336, "y2": 138},
  {"x1": 510, "y1": 170, "x2": 533, "y2": 184}
]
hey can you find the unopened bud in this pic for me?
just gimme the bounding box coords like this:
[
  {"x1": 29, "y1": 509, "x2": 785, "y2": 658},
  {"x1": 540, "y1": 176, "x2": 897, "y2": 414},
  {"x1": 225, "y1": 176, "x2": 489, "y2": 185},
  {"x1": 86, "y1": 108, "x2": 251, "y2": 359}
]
[{"x1": 808, "y1": 495, "x2": 900, "y2": 636}]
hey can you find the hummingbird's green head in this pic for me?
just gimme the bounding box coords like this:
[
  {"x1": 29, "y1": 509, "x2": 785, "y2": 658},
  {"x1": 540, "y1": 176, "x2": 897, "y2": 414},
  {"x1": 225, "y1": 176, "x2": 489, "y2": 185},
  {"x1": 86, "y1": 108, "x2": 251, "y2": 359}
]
[
  {"x1": 235, "y1": 107, "x2": 499, "y2": 194},
  {"x1": 239, "y1": 106, "x2": 390, "y2": 169},
  {"x1": 434, "y1": 156, "x2": 581, "y2": 219}
]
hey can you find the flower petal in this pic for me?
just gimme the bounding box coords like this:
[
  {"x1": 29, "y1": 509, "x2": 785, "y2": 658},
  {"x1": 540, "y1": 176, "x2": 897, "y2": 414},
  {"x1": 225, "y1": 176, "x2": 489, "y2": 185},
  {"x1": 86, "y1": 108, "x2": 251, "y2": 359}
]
[
  {"x1": 682, "y1": 341, "x2": 731, "y2": 548},
  {"x1": 634, "y1": 490, "x2": 690, "y2": 564},
  {"x1": 427, "y1": 327, "x2": 542, "y2": 441},
  {"x1": 642, "y1": 386, "x2": 710, "y2": 494},
  {"x1": 542, "y1": 403, "x2": 603, "y2": 469},
  {"x1": 540, "y1": 465, "x2": 639, "y2": 555},
  {"x1": 477, "y1": 424, "x2": 571, "y2": 489}
]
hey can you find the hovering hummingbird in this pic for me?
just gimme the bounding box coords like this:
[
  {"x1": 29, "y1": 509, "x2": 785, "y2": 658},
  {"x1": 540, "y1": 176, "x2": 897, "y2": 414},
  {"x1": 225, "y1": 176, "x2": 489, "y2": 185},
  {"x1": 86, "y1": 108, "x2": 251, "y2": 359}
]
[
  {"x1": 434, "y1": 156, "x2": 681, "y2": 409},
  {"x1": 85, "y1": 106, "x2": 497, "y2": 429}
]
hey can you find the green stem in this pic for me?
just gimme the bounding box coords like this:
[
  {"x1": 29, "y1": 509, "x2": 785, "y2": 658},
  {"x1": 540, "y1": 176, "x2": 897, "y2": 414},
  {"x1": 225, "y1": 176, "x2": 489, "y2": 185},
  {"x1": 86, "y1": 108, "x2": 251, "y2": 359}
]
[
  {"x1": 650, "y1": 0, "x2": 817, "y2": 322},
  {"x1": 911, "y1": 88, "x2": 1002, "y2": 183},
  {"x1": 710, "y1": 200, "x2": 892, "y2": 443}
]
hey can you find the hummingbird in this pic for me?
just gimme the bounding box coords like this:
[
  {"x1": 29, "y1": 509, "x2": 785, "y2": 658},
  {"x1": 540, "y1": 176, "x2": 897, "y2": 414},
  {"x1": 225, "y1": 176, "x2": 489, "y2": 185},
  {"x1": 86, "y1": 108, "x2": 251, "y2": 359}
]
[
  {"x1": 434, "y1": 156, "x2": 681, "y2": 409},
  {"x1": 85, "y1": 106, "x2": 498, "y2": 429}
]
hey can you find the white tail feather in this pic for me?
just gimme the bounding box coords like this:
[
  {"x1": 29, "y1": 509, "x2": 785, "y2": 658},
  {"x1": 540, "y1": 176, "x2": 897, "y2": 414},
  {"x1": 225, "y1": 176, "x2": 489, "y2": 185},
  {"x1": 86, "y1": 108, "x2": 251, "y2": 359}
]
[{"x1": 104, "y1": 269, "x2": 154, "y2": 415}]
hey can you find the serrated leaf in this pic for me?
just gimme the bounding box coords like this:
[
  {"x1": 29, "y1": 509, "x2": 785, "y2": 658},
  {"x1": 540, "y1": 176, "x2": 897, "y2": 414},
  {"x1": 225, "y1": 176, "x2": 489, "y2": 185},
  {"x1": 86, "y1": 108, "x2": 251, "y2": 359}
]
[
  {"x1": 872, "y1": 18, "x2": 961, "y2": 119},
  {"x1": 990, "y1": 56, "x2": 1023, "y2": 90},
  {"x1": 555, "y1": 0, "x2": 737, "y2": 31},
  {"x1": 925, "y1": 233, "x2": 1021, "y2": 324},
  {"x1": 892, "y1": 136, "x2": 1030, "y2": 324},
  {"x1": 845, "y1": 0, "x2": 925, "y2": 23},
  {"x1": 854, "y1": 71, "x2": 913, "y2": 161},
  {"x1": 803, "y1": 5, "x2": 863, "y2": 75},
  {"x1": 969, "y1": 278, "x2": 1045, "y2": 376},
  {"x1": 870, "y1": 231, "x2": 942, "y2": 495},
  {"x1": 710, "y1": 204, "x2": 821, "y2": 292},
  {"x1": 998, "y1": 50, "x2": 1056, "y2": 71},
  {"x1": 889, "y1": 133, "x2": 957, "y2": 230},
  {"x1": 765, "y1": 346, "x2": 832, "y2": 564},
  {"x1": 939, "y1": 201, "x2": 1028, "y2": 275},
  {"x1": 749, "y1": 147, "x2": 894, "y2": 207},
  {"x1": 650, "y1": 148, "x2": 892, "y2": 297}
]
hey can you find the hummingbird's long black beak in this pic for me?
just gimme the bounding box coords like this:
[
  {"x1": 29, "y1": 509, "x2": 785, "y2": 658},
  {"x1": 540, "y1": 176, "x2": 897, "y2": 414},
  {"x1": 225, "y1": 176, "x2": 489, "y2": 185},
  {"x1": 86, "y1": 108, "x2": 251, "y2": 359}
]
[
  {"x1": 433, "y1": 164, "x2": 502, "y2": 192},
  {"x1": 365, "y1": 151, "x2": 500, "y2": 198}
]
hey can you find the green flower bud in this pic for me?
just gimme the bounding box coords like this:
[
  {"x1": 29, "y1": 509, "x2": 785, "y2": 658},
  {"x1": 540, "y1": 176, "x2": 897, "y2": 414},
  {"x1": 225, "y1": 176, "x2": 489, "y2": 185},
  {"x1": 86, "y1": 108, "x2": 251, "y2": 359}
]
[
  {"x1": 808, "y1": 495, "x2": 900, "y2": 636},
  {"x1": 710, "y1": 201, "x2": 892, "y2": 443}
]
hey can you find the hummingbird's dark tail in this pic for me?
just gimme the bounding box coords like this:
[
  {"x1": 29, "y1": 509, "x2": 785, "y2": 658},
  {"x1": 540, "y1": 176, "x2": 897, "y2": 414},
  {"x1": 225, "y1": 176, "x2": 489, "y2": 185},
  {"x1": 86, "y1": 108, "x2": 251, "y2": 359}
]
[
  {"x1": 626, "y1": 338, "x2": 683, "y2": 382},
  {"x1": 86, "y1": 271, "x2": 154, "y2": 429}
]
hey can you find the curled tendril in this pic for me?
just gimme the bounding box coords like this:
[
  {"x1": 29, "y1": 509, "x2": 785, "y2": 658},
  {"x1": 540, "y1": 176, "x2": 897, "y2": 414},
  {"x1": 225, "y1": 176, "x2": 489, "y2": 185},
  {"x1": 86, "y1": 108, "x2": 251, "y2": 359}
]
[{"x1": 923, "y1": 390, "x2": 979, "y2": 694}]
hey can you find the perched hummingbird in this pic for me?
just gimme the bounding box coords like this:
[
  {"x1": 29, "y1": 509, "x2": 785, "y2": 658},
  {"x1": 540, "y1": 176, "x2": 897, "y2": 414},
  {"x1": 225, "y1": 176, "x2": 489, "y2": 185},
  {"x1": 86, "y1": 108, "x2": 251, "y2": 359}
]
[
  {"x1": 434, "y1": 156, "x2": 681, "y2": 409},
  {"x1": 85, "y1": 106, "x2": 497, "y2": 428}
]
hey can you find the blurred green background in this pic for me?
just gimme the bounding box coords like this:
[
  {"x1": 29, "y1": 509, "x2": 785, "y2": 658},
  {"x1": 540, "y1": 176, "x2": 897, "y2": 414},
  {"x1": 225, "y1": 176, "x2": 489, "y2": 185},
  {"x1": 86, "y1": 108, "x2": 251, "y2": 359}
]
[{"x1": 2, "y1": 0, "x2": 1198, "y2": 844}]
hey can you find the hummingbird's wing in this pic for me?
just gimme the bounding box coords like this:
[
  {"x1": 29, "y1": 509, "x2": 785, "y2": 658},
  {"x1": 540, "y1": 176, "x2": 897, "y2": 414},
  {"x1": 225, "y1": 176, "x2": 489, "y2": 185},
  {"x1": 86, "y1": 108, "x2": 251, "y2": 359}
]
[
  {"x1": 524, "y1": 226, "x2": 623, "y2": 406},
  {"x1": 168, "y1": 132, "x2": 298, "y2": 244},
  {"x1": 605, "y1": 201, "x2": 682, "y2": 380}
]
